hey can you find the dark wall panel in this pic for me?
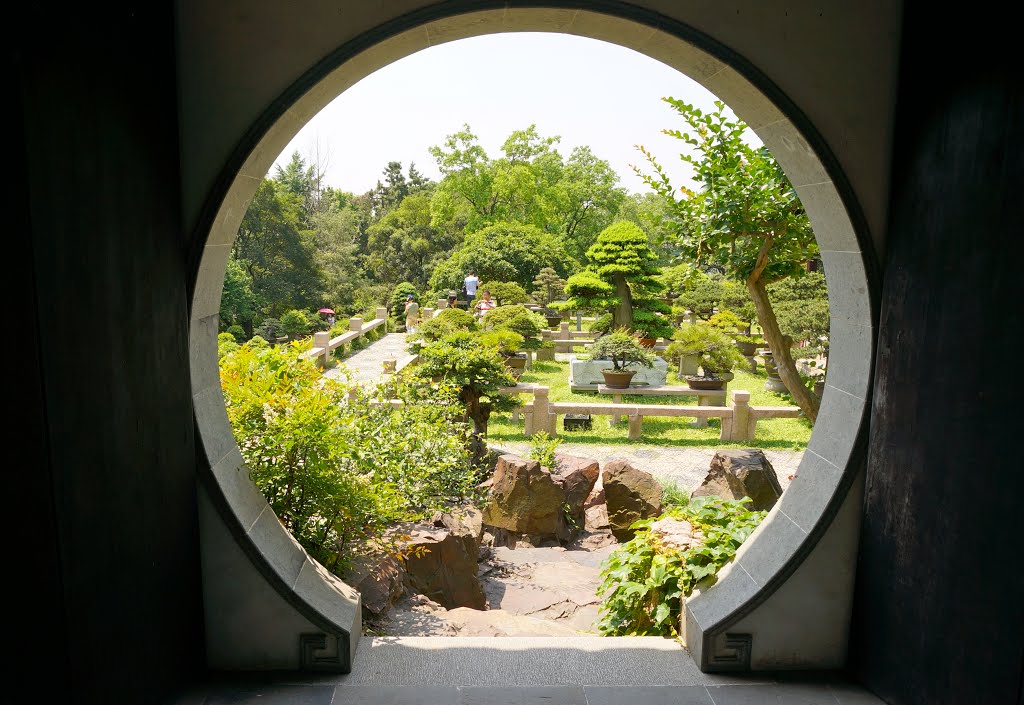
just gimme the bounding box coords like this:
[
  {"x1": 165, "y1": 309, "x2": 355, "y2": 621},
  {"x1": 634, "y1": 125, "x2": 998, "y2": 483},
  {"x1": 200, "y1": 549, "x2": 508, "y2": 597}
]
[
  {"x1": 15, "y1": 5, "x2": 204, "y2": 704},
  {"x1": 851, "y1": 4, "x2": 1024, "y2": 704}
]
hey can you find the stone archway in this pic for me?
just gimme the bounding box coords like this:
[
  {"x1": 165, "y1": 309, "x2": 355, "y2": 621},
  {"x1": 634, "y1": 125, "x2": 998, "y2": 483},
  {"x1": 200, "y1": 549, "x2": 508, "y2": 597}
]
[{"x1": 189, "y1": 3, "x2": 877, "y2": 673}]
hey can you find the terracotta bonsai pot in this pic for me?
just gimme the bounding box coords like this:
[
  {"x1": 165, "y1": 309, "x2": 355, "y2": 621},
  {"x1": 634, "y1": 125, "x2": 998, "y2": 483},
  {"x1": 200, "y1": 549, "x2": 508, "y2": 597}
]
[
  {"x1": 601, "y1": 369, "x2": 637, "y2": 389},
  {"x1": 638, "y1": 337, "x2": 657, "y2": 348},
  {"x1": 737, "y1": 340, "x2": 758, "y2": 357}
]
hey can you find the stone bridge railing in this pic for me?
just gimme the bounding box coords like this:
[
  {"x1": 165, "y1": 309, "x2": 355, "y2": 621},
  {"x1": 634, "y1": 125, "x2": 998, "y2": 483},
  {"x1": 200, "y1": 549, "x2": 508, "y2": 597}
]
[{"x1": 300, "y1": 307, "x2": 389, "y2": 368}]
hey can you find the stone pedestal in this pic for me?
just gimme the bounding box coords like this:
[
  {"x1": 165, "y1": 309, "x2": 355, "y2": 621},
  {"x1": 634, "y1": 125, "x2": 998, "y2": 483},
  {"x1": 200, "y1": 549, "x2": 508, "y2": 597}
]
[{"x1": 569, "y1": 354, "x2": 668, "y2": 391}]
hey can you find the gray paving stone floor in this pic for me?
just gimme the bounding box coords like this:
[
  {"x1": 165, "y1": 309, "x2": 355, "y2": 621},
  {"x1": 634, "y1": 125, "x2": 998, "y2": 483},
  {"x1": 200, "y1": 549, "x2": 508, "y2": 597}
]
[{"x1": 323, "y1": 333, "x2": 417, "y2": 387}]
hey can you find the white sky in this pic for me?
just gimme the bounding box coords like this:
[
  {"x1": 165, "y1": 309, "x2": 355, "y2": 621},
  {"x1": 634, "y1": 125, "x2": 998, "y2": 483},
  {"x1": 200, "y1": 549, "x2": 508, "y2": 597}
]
[{"x1": 272, "y1": 32, "x2": 738, "y2": 196}]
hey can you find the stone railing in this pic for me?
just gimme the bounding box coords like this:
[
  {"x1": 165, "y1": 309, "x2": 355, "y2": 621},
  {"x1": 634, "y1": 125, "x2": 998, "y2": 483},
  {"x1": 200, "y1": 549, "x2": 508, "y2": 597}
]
[
  {"x1": 300, "y1": 307, "x2": 389, "y2": 367},
  {"x1": 512, "y1": 386, "x2": 800, "y2": 442}
]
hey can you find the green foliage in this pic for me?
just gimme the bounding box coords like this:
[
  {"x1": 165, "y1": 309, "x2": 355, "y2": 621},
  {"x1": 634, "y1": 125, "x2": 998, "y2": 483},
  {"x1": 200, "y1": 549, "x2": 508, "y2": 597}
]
[
  {"x1": 528, "y1": 431, "x2": 562, "y2": 470},
  {"x1": 427, "y1": 221, "x2": 577, "y2": 296},
  {"x1": 719, "y1": 280, "x2": 757, "y2": 328},
  {"x1": 219, "y1": 342, "x2": 476, "y2": 574},
  {"x1": 767, "y1": 271, "x2": 830, "y2": 355},
  {"x1": 256, "y1": 317, "x2": 283, "y2": 342},
  {"x1": 596, "y1": 496, "x2": 766, "y2": 636},
  {"x1": 220, "y1": 258, "x2": 259, "y2": 329},
  {"x1": 557, "y1": 221, "x2": 671, "y2": 337},
  {"x1": 218, "y1": 332, "x2": 240, "y2": 359},
  {"x1": 661, "y1": 481, "x2": 690, "y2": 509},
  {"x1": 390, "y1": 282, "x2": 420, "y2": 318},
  {"x1": 280, "y1": 309, "x2": 312, "y2": 338},
  {"x1": 671, "y1": 271, "x2": 723, "y2": 319},
  {"x1": 351, "y1": 284, "x2": 389, "y2": 318},
  {"x1": 531, "y1": 267, "x2": 567, "y2": 308},
  {"x1": 588, "y1": 328, "x2": 656, "y2": 371},
  {"x1": 706, "y1": 310, "x2": 746, "y2": 335},
  {"x1": 412, "y1": 306, "x2": 478, "y2": 346},
  {"x1": 634, "y1": 98, "x2": 821, "y2": 420},
  {"x1": 365, "y1": 192, "x2": 455, "y2": 289},
  {"x1": 481, "y1": 305, "x2": 546, "y2": 349},
  {"x1": 480, "y1": 280, "x2": 528, "y2": 306},
  {"x1": 412, "y1": 331, "x2": 520, "y2": 465},
  {"x1": 226, "y1": 325, "x2": 247, "y2": 344},
  {"x1": 427, "y1": 124, "x2": 626, "y2": 258},
  {"x1": 477, "y1": 329, "x2": 525, "y2": 356},
  {"x1": 666, "y1": 324, "x2": 747, "y2": 375},
  {"x1": 630, "y1": 301, "x2": 675, "y2": 339}
]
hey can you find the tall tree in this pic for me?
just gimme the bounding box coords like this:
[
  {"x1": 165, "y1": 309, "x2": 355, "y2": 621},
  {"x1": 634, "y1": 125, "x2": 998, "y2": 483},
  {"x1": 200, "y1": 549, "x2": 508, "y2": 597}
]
[
  {"x1": 427, "y1": 124, "x2": 626, "y2": 256},
  {"x1": 634, "y1": 98, "x2": 821, "y2": 421},
  {"x1": 233, "y1": 179, "x2": 321, "y2": 317},
  {"x1": 364, "y1": 192, "x2": 456, "y2": 288},
  {"x1": 427, "y1": 221, "x2": 577, "y2": 297}
]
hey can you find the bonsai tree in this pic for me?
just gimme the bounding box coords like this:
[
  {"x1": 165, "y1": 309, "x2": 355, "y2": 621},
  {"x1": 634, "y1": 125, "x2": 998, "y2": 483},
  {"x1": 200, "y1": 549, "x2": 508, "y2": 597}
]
[
  {"x1": 481, "y1": 304, "x2": 547, "y2": 350},
  {"x1": 478, "y1": 280, "x2": 528, "y2": 307},
  {"x1": 409, "y1": 306, "x2": 477, "y2": 347},
  {"x1": 587, "y1": 327, "x2": 656, "y2": 372},
  {"x1": 477, "y1": 328, "x2": 525, "y2": 358},
  {"x1": 556, "y1": 221, "x2": 672, "y2": 336},
  {"x1": 531, "y1": 266, "x2": 567, "y2": 314},
  {"x1": 666, "y1": 324, "x2": 746, "y2": 378},
  {"x1": 412, "y1": 331, "x2": 519, "y2": 466}
]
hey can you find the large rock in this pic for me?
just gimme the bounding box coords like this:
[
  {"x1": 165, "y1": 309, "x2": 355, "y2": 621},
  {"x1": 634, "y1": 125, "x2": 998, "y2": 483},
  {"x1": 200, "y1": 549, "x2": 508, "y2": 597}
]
[
  {"x1": 602, "y1": 460, "x2": 664, "y2": 541},
  {"x1": 399, "y1": 506, "x2": 486, "y2": 610},
  {"x1": 552, "y1": 453, "x2": 600, "y2": 533},
  {"x1": 347, "y1": 553, "x2": 406, "y2": 616},
  {"x1": 482, "y1": 454, "x2": 598, "y2": 542},
  {"x1": 691, "y1": 449, "x2": 783, "y2": 511}
]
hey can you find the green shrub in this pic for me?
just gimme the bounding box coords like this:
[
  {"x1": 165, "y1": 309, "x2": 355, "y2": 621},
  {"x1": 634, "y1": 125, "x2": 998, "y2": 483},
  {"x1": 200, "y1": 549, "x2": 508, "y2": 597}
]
[
  {"x1": 226, "y1": 325, "x2": 247, "y2": 344},
  {"x1": 479, "y1": 281, "x2": 529, "y2": 306},
  {"x1": 481, "y1": 305, "x2": 546, "y2": 348},
  {"x1": 412, "y1": 307, "x2": 478, "y2": 346},
  {"x1": 528, "y1": 431, "x2": 562, "y2": 470},
  {"x1": 390, "y1": 282, "x2": 420, "y2": 319},
  {"x1": 596, "y1": 496, "x2": 766, "y2": 636},
  {"x1": 280, "y1": 309, "x2": 312, "y2": 338},
  {"x1": 219, "y1": 342, "x2": 476, "y2": 574},
  {"x1": 218, "y1": 332, "x2": 240, "y2": 359},
  {"x1": 477, "y1": 329, "x2": 525, "y2": 356}
]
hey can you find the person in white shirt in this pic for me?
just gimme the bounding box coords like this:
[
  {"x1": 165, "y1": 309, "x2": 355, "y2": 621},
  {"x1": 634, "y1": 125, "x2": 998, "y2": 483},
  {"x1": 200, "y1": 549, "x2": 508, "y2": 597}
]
[{"x1": 464, "y1": 272, "x2": 479, "y2": 299}]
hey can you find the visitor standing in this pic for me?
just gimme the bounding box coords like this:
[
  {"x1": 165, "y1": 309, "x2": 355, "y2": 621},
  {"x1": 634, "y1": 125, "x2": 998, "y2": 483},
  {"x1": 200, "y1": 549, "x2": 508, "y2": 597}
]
[
  {"x1": 464, "y1": 271, "x2": 479, "y2": 299},
  {"x1": 404, "y1": 295, "x2": 420, "y2": 333}
]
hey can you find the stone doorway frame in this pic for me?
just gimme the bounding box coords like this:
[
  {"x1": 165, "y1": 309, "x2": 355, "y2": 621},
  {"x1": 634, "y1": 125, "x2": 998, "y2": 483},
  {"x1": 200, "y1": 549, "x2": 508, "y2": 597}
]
[{"x1": 189, "y1": 2, "x2": 878, "y2": 673}]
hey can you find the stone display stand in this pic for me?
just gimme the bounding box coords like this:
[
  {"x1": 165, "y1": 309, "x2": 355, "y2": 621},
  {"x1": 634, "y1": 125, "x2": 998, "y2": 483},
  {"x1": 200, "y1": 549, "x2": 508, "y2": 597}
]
[{"x1": 568, "y1": 354, "x2": 668, "y2": 391}]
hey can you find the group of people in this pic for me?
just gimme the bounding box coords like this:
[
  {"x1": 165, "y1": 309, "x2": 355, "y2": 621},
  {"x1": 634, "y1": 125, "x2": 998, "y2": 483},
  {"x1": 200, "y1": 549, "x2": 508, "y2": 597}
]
[{"x1": 404, "y1": 271, "x2": 496, "y2": 333}]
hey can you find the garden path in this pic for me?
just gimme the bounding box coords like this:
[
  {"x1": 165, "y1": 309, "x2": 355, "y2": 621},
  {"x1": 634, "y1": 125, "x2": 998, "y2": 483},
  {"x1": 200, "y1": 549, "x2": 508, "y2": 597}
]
[{"x1": 323, "y1": 332, "x2": 415, "y2": 386}]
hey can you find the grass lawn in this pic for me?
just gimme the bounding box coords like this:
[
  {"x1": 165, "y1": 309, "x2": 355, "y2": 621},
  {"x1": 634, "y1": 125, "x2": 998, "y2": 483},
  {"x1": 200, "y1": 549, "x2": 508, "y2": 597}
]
[{"x1": 488, "y1": 359, "x2": 813, "y2": 451}]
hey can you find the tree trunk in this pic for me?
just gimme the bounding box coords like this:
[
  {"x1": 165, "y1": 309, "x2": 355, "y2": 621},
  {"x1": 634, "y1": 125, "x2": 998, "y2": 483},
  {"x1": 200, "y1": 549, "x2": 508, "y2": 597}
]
[
  {"x1": 612, "y1": 274, "x2": 633, "y2": 329},
  {"x1": 747, "y1": 278, "x2": 820, "y2": 423},
  {"x1": 463, "y1": 391, "x2": 491, "y2": 467}
]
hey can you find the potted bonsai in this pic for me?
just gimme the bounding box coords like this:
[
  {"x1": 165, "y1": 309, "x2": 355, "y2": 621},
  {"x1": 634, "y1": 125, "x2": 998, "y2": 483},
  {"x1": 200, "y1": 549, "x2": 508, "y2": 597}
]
[
  {"x1": 530, "y1": 267, "x2": 569, "y2": 329},
  {"x1": 478, "y1": 329, "x2": 527, "y2": 379},
  {"x1": 666, "y1": 324, "x2": 746, "y2": 390},
  {"x1": 587, "y1": 327, "x2": 655, "y2": 388},
  {"x1": 631, "y1": 306, "x2": 676, "y2": 347}
]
